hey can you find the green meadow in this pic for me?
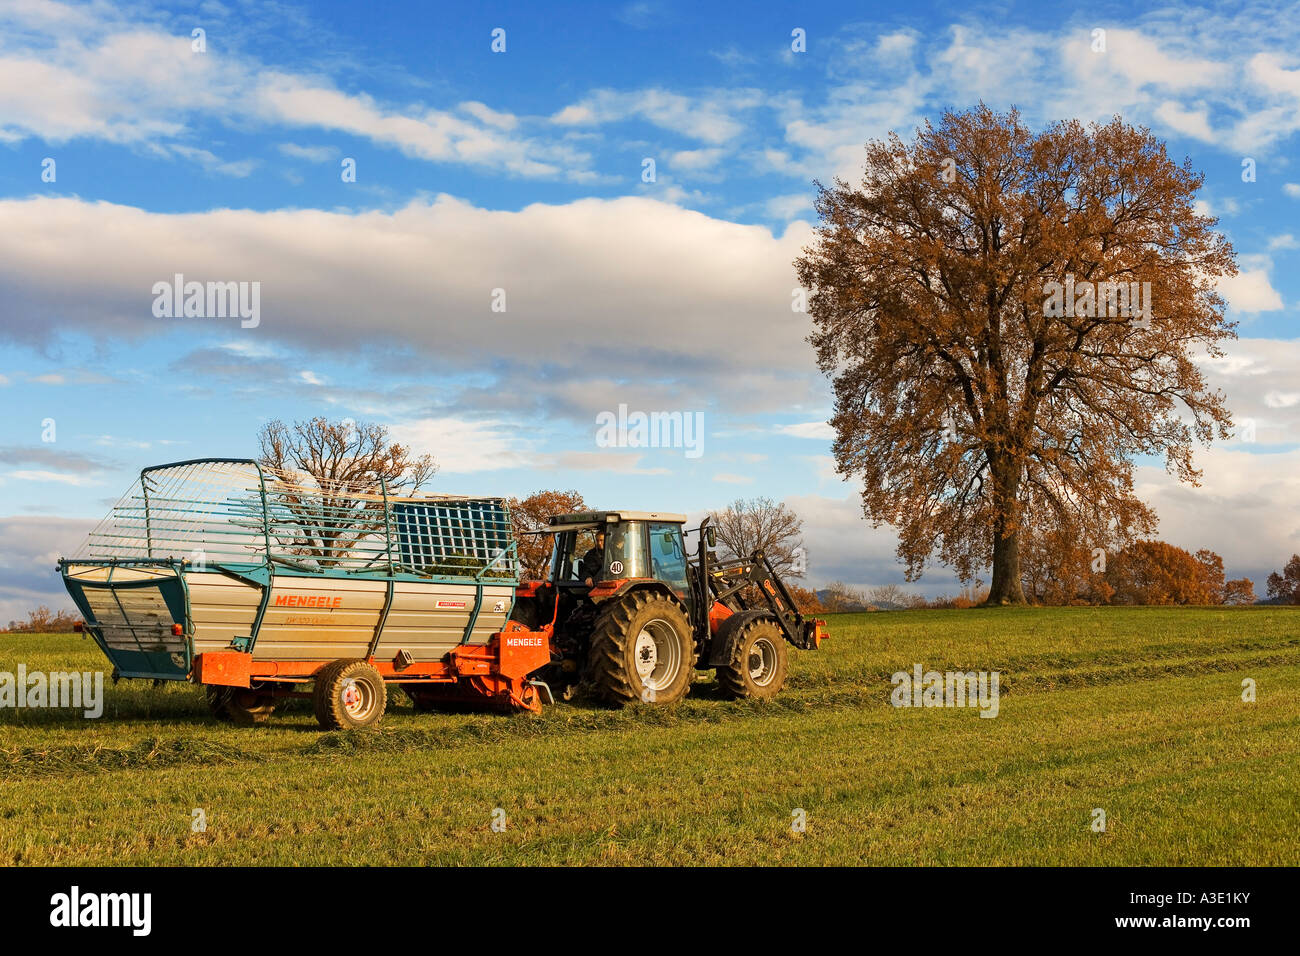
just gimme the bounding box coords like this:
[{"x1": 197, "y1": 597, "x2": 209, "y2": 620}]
[{"x1": 1, "y1": 606, "x2": 1296, "y2": 865}]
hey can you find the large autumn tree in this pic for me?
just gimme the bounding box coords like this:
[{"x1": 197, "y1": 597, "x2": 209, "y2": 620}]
[{"x1": 796, "y1": 105, "x2": 1237, "y2": 604}]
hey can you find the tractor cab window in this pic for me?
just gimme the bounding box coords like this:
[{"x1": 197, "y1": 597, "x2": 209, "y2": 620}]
[
  {"x1": 601, "y1": 522, "x2": 645, "y2": 581},
  {"x1": 551, "y1": 523, "x2": 646, "y2": 584},
  {"x1": 648, "y1": 523, "x2": 689, "y2": 597},
  {"x1": 553, "y1": 529, "x2": 601, "y2": 584}
]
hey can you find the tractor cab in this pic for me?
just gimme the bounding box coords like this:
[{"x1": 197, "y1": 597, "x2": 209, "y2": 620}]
[{"x1": 547, "y1": 511, "x2": 691, "y2": 603}]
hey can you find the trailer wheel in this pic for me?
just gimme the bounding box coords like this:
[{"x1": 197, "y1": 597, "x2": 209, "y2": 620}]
[
  {"x1": 587, "y1": 590, "x2": 693, "y2": 706},
  {"x1": 716, "y1": 618, "x2": 788, "y2": 700},
  {"x1": 226, "y1": 686, "x2": 277, "y2": 725},
  {"x1": 204, "y1": 684, "x2": 234, "y2": 722},
  {"x1": 206, "y1": 684, "x2": 276, "y2": 724},
  {"x1": 314, "y1": 660, "x2": 386, "y2": 730},
  {"x1": 405, "y1": 687, "x2": 438, "y2": 712}
]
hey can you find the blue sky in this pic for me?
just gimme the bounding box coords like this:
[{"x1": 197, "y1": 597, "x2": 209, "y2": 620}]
[{"x1": 2, "y1": 0, "x2": 1300, "y2": 618}]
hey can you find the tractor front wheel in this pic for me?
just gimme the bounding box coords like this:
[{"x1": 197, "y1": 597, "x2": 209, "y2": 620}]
[
  {"x1": 716, "y1": 618, "x2": 788, "y2": 700},
  {"x1": 313, "y1": 660, "x2": 387, "y2": 730},
  {"x1": 587, "y1": 590, "x2": 693, "y2": 705}
]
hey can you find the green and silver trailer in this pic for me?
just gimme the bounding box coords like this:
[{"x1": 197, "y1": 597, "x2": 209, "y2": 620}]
[{"x1": 59, "y1": 458, "x2": 553, "y2": 727}]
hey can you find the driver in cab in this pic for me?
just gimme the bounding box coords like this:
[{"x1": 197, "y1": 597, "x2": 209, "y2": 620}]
[{"x1": 581, "y1": 530, "x2": 605, "y2": 587}]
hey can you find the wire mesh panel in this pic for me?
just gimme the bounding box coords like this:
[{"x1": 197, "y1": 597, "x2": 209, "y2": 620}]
[
  {"x1": 77, "y1": 460, "x2": 267, "y2": 564},
  {"x1": 392, "y1": 499, "x2": 516, "y2": 578},
  {"x1": 75, "y1": 459, "x2": 518, "y2": 581},
  {"x1": 260, "y1": 468, "x2": 391, "y2": 572}
]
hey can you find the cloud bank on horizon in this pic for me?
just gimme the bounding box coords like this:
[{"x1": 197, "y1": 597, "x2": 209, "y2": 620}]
[{"x1": 1, "y1": 0, "x2": 1299, "y2": 619}]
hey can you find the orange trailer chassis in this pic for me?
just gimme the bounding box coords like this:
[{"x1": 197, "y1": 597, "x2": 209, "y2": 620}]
[{"x1": 192, "y1": 620, "x2": 555, "y2": 714}]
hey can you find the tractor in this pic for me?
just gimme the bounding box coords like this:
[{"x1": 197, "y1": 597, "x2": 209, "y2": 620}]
[{"x1": 510, "y1": 511, "x2": 826, "y2": 705}]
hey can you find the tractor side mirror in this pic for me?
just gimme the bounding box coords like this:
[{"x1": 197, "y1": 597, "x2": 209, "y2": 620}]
[{"x1": 705, "y1": 526, "x2": 716, "y2": 548}]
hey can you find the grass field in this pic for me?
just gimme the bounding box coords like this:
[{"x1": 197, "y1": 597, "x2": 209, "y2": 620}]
[{"x1": 1, "y1": 606, "x2": 1296, "y2": 866}]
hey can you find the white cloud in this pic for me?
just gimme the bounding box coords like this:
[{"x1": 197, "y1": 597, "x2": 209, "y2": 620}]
[
  {"x1": 1285, "y1": 184, "x2": 1300, "y2": 199},
  {"x1": 764, "y1": 193, "x2": 811, "y2": 221},
  {"x1": 1264, "y1": 391, "x2": 1300, "y2": 408},
  {"x1": 6, "y1": 470, "x2": 99, "y2": 486},
  {"x1": 459, "y1": 101, "x2": 518, "y2": 130},
  {"x1": 551, "y1": 88, "x2": 763, "y2": 144},
  {"x1": 551, "y1": 451, "x2": 671, "y2": 475},
  {"x1": 1217, "y1": 264, "x2": 1284, "y2": 312},
  {"x1": 1136, "y1": 445, "x2": 1300, "y2": 584},
  {"x1": 0, "y1": 515, "x2": 95, "y2": 621},
  {"x1": 1198, "y1": 337, "x2": 1300, "y2": 444},
  {"x1": 668, "y1": 147, "x2": 725, "y2": 171},
  {"x1": 710, "y1": 46, "x2": 755, "y2": 69},
  {"x1": 1155, "y1": 101, "x2": 1214, "y2": 141},
  {"x1": 616, "y1": 2, "x2": 664, "y2": 29},
  {"x1": 93, "y1": 435, "x2": 152, "y2": 449},
  {"x1": 774, "y1": 421, "x2": 834, "y2": 439},
  {"x1": 784, "y1": 492, "x2": 960, "y2": 593},
  {"x1": 169, "y1": 145, "x2": 257, "y2": 177},
  {"x1": 1087, "y1": 29, "x2": 1229, "y2": 92},
  {"x1": 0, "y1": 3, "x2": 591, "y2": 180},
  {"x1": 0, "y1": 195, "x2": 821, "y2": 415},
  {"x1": 388, "y1": 417, "x2": 536, "y2": 474},
  {"x1": 255, "y1": 77, "x2": 583, "y2": 178},
  {"x1": 874, "y1": 31, "x2": 918, "y2": 60},
  {"x1": 220, "y1": 340, "x2": 278, "y2": 358},
  {"x1": 277, "y1": 142, "x2": 338, "y2": 163}
]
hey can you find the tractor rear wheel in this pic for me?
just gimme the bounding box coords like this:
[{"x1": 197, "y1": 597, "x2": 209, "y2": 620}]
[
  {"x1": 716, "y1": 618, "x2": 788, "y2": 700},
  {"x1": 313, "y1": 660, "x2": 387, "y2": 730},
  {"x1": 587, "y1": 590, "x2": 693, "y2": 705}
]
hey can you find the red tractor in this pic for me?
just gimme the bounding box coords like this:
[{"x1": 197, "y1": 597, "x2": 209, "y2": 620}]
[{"x1": 510, "y1": 511, "x2": 826, "y2": 705}]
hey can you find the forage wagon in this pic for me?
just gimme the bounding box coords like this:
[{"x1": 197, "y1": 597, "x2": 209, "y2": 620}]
[{"x1": 59, "y1": 458, "x2": 825, "y2": 729}]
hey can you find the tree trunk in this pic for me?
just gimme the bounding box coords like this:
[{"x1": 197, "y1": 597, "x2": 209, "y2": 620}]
[
  {"x1": 985, "y1": 526, "x2": 1027, "y2": 605},
  {"x1": 984, "y1": 457, "x2": 1028, "y2": 605}
]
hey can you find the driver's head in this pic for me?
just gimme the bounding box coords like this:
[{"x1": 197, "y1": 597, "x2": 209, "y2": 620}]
[{"x1": 595, "y1": 531, "x2": 605, "y2": 549}]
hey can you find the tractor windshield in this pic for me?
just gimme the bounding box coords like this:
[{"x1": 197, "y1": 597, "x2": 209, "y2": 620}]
[
  {"x1": 601, "y1": 522, "x2": 645, "y2": 580},
  {"x1": 551, "y1": 523, "x2": 646, "y2": 585}
]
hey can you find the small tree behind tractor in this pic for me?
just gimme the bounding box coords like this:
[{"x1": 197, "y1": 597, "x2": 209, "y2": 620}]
[{"x1": 58, "y1": 459, "x2": 825, "y2": 729}]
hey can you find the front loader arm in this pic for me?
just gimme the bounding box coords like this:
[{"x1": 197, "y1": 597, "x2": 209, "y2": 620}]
[{"x1": 705, "y1": 549, "x2": 825, "y2": 651}]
